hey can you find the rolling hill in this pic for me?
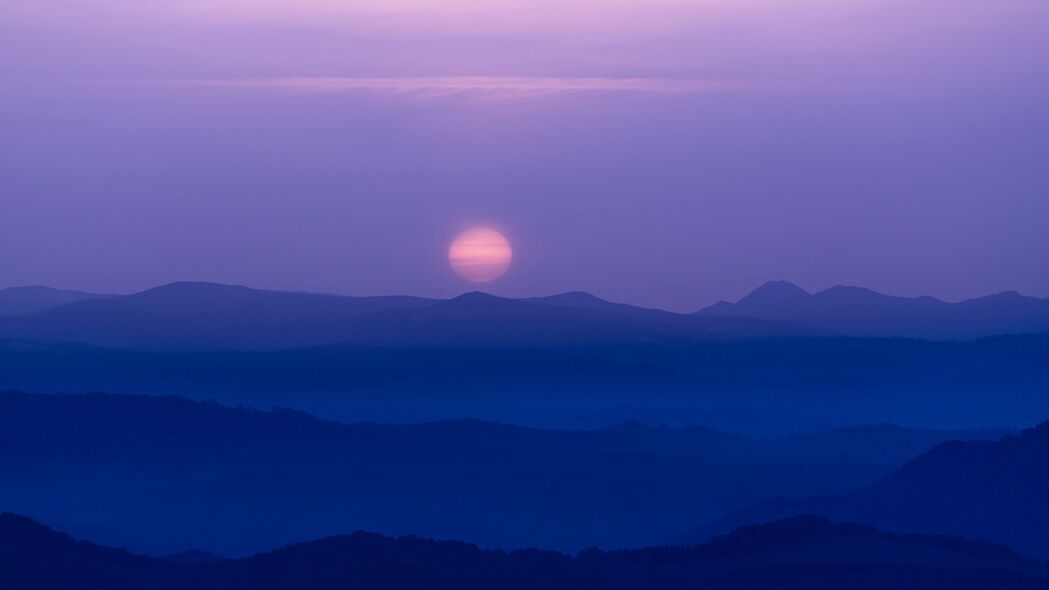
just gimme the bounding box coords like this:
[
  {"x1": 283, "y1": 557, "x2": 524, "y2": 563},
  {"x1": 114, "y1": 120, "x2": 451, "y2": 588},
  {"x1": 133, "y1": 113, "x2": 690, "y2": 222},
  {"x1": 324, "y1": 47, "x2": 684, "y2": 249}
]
[
  {"x1": 2, "y1": 513, "x2": 1046, "y2": 589},
  {"x1": 0, "y1": 286, "x2": 109, "y2": 316},
  {"x1": 697, "y1": 280, "x2": 1049, "y2": 339},
  {"x1": 684, "y1": 421, "x2": 1049, "y2": 559},
  {"x1": 0, "y1": 390, "x2": 1010, "y2": 556},
  {"x1": 0, "y1": 282, "x2": 818, "y2": 351},
  {"x1": 3, "y1": 280, "x2": 1047, "y2": 351}
]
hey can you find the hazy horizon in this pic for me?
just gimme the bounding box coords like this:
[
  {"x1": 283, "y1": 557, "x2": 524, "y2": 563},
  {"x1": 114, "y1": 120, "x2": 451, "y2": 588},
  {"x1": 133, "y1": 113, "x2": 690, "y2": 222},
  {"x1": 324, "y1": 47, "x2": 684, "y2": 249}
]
[
  {"x1": 5, "y1": 4, "x2": 1049, "y2": 587},
  {"x1": 2, "y1": 277, "x2": 1047, "y2": 313},
  {"x1": 3, "y1": 0, "x2": 1047, "y2": 311}
]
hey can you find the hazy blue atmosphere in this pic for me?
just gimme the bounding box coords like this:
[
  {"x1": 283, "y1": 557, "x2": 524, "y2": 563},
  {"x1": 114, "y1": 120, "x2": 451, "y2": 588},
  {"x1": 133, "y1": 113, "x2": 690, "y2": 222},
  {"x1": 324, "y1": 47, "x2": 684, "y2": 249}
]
[
  {"x1": 3, "y1": 1, "x2": 1048, "y2": 310},
  {"x1": 2, "y1": 2, "x2": 1049, "y2": 589}
]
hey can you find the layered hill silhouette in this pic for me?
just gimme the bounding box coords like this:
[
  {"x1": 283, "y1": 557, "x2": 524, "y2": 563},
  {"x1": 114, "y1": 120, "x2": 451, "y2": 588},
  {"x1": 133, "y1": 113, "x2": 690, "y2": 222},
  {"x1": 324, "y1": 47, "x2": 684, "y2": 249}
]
[
  {"x1": 2, "y1": 281, "x2": 1047, "y2": 434},
  {"x1": 698, "y1": 280, "x2": 1049, "y2": 340},
  {"x1": 2, "y1": 280, "x2": 1047, "y2": 351},
  {"x1": 0, "y1": 285, "x2": 109, "y2": 316},
  {"x1": 2, "y1": 513, "x2": 1047, "y2": 590},
  {"x1": 0, "y1": 281, "x2": 821, "y2": 351},
  {"x1": 684, "y1": 421, "x2": 1049, "y2": 559},
  {"x1": 3, "y1": 334, "x2": 1048, "y2": 434},
  {"x1": 0, "y1": 391, "x2": 1010, "y2": 556}
]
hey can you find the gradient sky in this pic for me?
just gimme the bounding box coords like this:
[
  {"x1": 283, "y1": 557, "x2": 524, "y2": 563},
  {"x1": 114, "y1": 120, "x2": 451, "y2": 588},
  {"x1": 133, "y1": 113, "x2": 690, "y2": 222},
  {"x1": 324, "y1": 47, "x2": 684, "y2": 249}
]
[{"x1": 2, "y1": 0, "x2": 1047, "y2": 310}]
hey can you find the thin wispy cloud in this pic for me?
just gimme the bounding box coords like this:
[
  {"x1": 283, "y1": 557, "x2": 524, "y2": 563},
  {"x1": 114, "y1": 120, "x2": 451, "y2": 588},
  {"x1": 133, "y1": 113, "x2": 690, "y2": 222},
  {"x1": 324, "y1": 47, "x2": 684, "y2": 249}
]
[{"x1": 157, "y1": 76, "x2": 751, "y2": 99}]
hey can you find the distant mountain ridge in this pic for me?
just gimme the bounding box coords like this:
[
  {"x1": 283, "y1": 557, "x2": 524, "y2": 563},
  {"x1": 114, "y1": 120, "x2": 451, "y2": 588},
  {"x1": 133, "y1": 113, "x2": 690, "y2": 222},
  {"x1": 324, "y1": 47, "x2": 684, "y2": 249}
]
[
  {"x1": 1, "y1": 280, "x2": 1046, "y2": 349},
  {"x1": 0, "y1": 281, "x2": 821, "y2": 351},
  {"x1": 2, "y1": 513, "x2": 1047, "y2": 590},
  {"x1": 0, "y1": 286, "x2": 111, "y2": 316},
  {"x1": 4, "y1": 335, "x2": 1048, "y2": 435},
  {"x1": 683, "y1": 420, "x2": 1049, "y2": 559},
  {"x1": 1, "y1": 280, "x2": 1046, "y2": 350},
  {"x1": 697, "y1": 280, "x2": 1049, "y2": 340}
]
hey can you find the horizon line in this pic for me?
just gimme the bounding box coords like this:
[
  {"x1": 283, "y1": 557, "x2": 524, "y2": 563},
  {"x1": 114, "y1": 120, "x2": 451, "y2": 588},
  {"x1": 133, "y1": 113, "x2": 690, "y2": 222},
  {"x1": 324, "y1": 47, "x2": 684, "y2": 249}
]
[{"x1": 1, "y1": 279, "x2": 1044, "y2": 314}]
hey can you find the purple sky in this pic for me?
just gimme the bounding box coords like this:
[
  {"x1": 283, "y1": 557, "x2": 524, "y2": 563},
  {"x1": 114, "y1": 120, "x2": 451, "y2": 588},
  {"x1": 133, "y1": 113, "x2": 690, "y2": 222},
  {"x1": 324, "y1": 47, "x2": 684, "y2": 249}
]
[{"x1": 2, "y1": 0, "x2": 1047, "y2": 311}]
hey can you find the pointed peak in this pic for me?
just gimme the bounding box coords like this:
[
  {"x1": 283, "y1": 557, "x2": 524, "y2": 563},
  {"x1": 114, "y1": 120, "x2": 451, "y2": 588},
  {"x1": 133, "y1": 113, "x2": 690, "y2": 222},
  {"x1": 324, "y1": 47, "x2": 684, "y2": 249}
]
[
  {"x1": 450, "y1": 291, "x2": 503, "y2": 302},
  {"x1": 740, "y1": 281, "x2": 810, "y2": 302},
  {"x1": 434, "y1": 291, "x2": 517, "y2": 315},
  {"x1": 443, "y1": 291, "x2": 514, "y2": 308},
  {"x1": 533, "y1": 291, "x2": 614, "y2": 307}
]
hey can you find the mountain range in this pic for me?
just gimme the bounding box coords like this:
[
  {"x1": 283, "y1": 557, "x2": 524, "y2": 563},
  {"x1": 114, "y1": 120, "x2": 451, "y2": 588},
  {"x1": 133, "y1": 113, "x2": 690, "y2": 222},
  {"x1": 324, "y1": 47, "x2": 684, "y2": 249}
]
[
  {"x1": 0, "y1": 390, "x2": 1011, "y2": 556},
  {"x1": 4, "y1": 512, "x2": 1048, "y2": 590},
  {"x1": 0, "y1": 282, "x2": 819, "y2": 351},
  {"x1": 698, "y1": 280, "x2": 1049, "y2": 340},
  {"x1": 0, "y1": 285, "x2": 111, "y2": 316},
  {"x1": 682, "y1": 420, "x2": 1049, "y2": 559},
  {"x1": 3, "y1": 332, "x2": 1048, "y2": 434},
  {"x1": 1, "y1": 280, "x2": 1048, "y2": 351},
  {"x1": 3, "y1": 281, "x2": 1048, "y2": 585}
]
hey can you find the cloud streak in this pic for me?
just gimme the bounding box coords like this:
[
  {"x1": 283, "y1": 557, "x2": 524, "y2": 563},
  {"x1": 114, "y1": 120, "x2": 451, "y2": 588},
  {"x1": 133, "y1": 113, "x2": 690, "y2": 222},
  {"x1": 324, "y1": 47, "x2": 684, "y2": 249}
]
[{"x1": 157, "y1": 76, "x2": 750, "y2": 99}]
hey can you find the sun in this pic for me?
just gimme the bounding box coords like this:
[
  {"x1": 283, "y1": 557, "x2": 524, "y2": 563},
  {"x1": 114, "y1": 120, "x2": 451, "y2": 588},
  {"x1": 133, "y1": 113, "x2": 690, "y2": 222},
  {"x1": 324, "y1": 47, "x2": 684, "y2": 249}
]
[{"x1": 448, "y1": 227, "x2": 513, "y2": 283}]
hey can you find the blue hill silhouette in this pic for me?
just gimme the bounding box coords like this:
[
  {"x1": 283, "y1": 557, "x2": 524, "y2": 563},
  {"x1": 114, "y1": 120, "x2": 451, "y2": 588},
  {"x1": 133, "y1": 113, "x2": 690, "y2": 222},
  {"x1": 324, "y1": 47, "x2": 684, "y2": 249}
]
[
  {"x1": 0, "y1": 285, "x2": 110, "y2": 316},
  {"x1": 2, "y1": 281, "x2": 1046, "y2": 351},
  {"x1": 0, "y1": 390, "x2": 1011, "y2": 556},
  {"x1": 0, "y1": 281, "x2": 821, "y2": 351},
  {"x1": 3, "y1": 333, "x2": 1048, "y2": 433},
  {"x1": 684, "y1": 421, "x2": 1049, "y2": 559},
  {"x1": 2, "y1": 513, "x2": 1047, "y2": 589},
  {"x1": 698, "y1": 280, "x2": 1049, "y2": 339}
]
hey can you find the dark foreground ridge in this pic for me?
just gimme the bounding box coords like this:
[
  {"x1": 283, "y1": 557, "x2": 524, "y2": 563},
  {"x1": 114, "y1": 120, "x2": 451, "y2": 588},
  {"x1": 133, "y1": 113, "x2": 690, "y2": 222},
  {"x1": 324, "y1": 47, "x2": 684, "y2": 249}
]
[
  {"x1": 2, "y1": 513, "x2": 1047, "y2": 590},
  {"x1": 686, "y1": 421, "x2": 1049, "y2": 559}
]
